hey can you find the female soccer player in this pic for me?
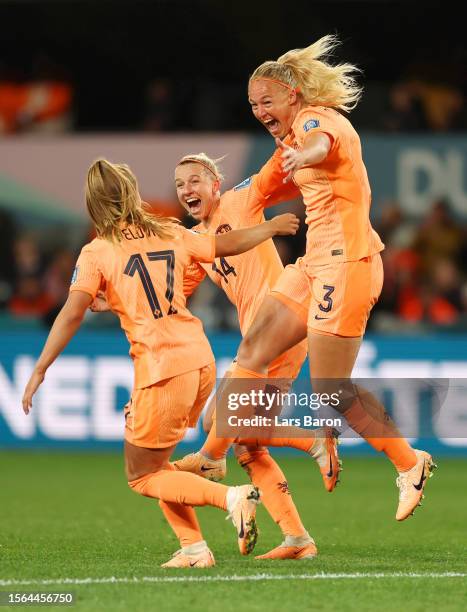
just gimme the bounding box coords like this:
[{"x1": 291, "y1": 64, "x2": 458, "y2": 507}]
[
  {"x1": 21, "y1": 158, "x2": 301, "y2": 568},
  {"x1": 173, "y1": 152, "x2": 339, "y2": 560},
  {"x1": 199, "y1": 35, "x2": 436, "y2": 521}
]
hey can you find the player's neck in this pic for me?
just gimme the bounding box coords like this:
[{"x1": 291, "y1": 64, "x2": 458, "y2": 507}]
[{"x1": 200, "y1": 199, "x2": 220, "y2": 230}]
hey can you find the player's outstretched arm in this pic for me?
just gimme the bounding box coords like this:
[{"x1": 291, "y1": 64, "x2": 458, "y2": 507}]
[
  {"x1": 215, "y1": 213, "x2": 299, "y2": 258},
  {"x1": 253, "y1": 135, "x2": 301, "y2": 207},
  {"x1": 183, "y1": 263, "x2": 208, "y2": 297},
  {"x1": 22, "y1": 290, "x2": 92, "y2": 414},
  {"x1": 276, "y1": 134, "x2": 331, "y2": 183}
]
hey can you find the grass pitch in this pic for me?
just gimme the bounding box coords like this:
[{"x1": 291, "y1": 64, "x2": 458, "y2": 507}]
[{"x1": 1, "y1": 451, "x2": 466, "y2": 611}]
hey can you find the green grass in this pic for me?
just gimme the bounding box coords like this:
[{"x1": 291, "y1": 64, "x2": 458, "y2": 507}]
[{"x1": 1, "y1": 452, "x2": 466, "y2": 611}]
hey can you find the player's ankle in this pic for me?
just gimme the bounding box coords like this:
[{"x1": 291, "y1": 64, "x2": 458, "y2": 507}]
[
  {"x1": 200, "y1": 449, "x2": 225, "y2": 461},
  {"x1": 200, "y1": 450, "x2": 214, "y2": 460},
  {"x1": 284, "y1": 532, "x2": 313, "y2": 547},
  {"x1": 182, "y1": 540, "x2": 209, "y2": 555},
  {"x1": 225, "y1": 486, "x2": 239, "y2": 513},
  {"x1": 306, "y1": 437, "x2": 320, "y2": 456}
]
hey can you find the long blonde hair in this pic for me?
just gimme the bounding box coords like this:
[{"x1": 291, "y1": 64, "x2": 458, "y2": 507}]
[
  {"x1": 86, "y1": 158, "x2": 179, "y2": 242},
  {"x1": 249, "y1": 34, "x2": 362, "y2": 112}
]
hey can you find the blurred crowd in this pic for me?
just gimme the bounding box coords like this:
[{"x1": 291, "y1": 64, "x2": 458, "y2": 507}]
[
  {"x1": 0, "y1": 55, "x2": 72, "y2": 135},
  {"x1": 1, "y1": 197, "x2": 466, "y2": 334},
  {"x1": 0, "y1": 213, "x2": 81, "y2": 328},
  {"x1": 1, "y1": 67, "x2": 466, "y2": 134},
  {"x1": 372, "y1": 199, "x2": 467, "y2": 332},
  {"x1": 1, "y1": 43, "x2": 466, "y2": 334}
]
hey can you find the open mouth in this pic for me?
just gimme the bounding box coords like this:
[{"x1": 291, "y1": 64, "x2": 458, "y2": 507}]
[
  {"x1": 186, "y1": 197, "x2": 202, "y2": 215},
  {"x1": 264, "y1": 118, "x2": 280, "y2": 134}
]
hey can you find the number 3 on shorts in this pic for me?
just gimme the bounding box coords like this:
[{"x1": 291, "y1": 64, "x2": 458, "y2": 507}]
[{"x1": 319, "y1": 285, "x2": 335, "y2": 313}]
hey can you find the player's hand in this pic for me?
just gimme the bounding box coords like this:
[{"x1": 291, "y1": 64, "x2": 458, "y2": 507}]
[
  {"x1": 275, "y1": 137, "x2": 305, "y2": 183},
  {"x1": 22, "y1": 369, "x2": 45, "y2": 415},
  {"x1": 269, "y1": 213, "x2": 300, "y2": 236},
  {"x1": 90, "y1": 291, "x2": 110, "y2": 312}
]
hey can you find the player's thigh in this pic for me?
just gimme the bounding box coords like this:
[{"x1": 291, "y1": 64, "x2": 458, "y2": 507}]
[
  {"x1": 237, "y1": 295, "x2": 307, "y2": 369},
  {"x1": 202, "y1": 366, "x2": 231, "y2": 433},
  {"x1": 308, "y1": 332, "x2": 362, "y2": 379},
  {"x1": 270, "y1": 258, "x2": 310, "y2": 329},
  {"x1": 202, "y1": 393, "x2": 216, "y2": 434},
  {"x1": 124, "y1": 440, "x2": 176, "y2": 481},
  {"x1": 190, "y1": 362, "x2": 216, "y2": 429},
  {"x1": 237, "y1": 261, "x2": 310, "y2": 370},
  {"x1": 268, "y1": 340, "x2": 307, "y2": 383}
]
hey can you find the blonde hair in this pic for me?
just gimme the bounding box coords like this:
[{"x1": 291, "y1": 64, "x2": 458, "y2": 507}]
[
  {"x1": 86, "y1": 158, "x2": 179, "y2": 242},
  {"x1": 249, "y1": 34, "x2": 362, "y2": 112},
  {"x1": 177, "y1": 152, "x2": 225, "y2": 182}
]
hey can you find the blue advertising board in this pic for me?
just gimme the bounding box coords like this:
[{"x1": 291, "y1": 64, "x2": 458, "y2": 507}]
[{"x1": 1, "y1": 331, "x2": 466, "y2": 454}]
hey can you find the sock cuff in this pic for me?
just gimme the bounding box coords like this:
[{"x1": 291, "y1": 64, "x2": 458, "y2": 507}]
[
  {"x1": 284, "y1": 533, "x2": 313, "y2": 547},
  {"x1": 182, "y1": 540, "x2": 208, "y2": 555}
]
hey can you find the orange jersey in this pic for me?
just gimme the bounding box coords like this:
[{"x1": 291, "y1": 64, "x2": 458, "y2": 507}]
[
  {"x1": 183, "y1": 150, "x2": 300, "y2": 335},
  {"x1": 290, "y1": 106, "x2": 384, "y2": 265},
  {"x1": 70, "y1": 225, "x2": 216, "y2": 388}
]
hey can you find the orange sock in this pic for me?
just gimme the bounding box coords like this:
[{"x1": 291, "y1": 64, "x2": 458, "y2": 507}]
[
  {"x1": 238, "y1": 449, "x2": 306, "y2": 537},
  {"x1": 129, "y1": 467, "x2": 228, "y2": 510},
  {"x1": 158, "y1": 500, "x2": 203, "y2": 547},
  {"x1": 237, "y1": 436, "x2": 315, "y2": 453},
  {"x1": 200, "y1": 364, "x2": 263, "y2": 459},
  {"x1": 157, "y1": 463, "x2": 203, "y2": 547},
  {"x1": 343, "y1": 395, "x2": 417, "y2": 472},
  {"x1": 377, "y1": 438, "x2": 417, "y2": 472},
  {"x1": 200, "y1": 416, "x2": 234, "y2": 460}
]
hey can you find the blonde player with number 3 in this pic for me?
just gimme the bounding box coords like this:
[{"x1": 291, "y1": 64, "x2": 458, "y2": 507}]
[{"x1": 186, "y1": 35, "x2": 436, "y2": 522}]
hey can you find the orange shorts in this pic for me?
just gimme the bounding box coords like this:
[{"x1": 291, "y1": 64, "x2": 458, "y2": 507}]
[
  {"x1": 270, "y1": 258, "x2": 311, "y2": 327},
  {"x1": 124, "y1": 363, "x2": 216, "y2": 449},
  {"x1": 302, "y1": 253, "x2": 384, "y2": 337}
]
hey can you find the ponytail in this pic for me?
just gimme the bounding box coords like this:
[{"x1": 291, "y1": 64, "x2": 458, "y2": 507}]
[
  {"x1": 86, "y1": 159, "x2": 179, "y2": 242},
  {"x1": 249, "y1": 34, "x2": 362, "y2": 112}
]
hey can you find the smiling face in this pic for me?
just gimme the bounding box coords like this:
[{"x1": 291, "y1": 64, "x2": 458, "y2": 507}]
[
  {"x1": 174, "y1": 162, "x2": 220, "y2": 223},
  {"x1": 248, "y1": 78, "x2": 301, "y2": 139}
]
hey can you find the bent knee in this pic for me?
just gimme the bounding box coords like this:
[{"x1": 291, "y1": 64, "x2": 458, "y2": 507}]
[
  {"x1": 128, "y1": 474, "x2": 147, "y2": 494},
  {"x1": 128, "y1": 468, "x2": 163, "y2": 496},
  {"x1": 237, "y1": 336, "x2": 266, "y2": 368}
]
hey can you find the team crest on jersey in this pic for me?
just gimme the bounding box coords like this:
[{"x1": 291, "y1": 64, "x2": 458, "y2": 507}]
[
  {"x1": 303, "y1": 119, "x2": 320, "y2": 132},
  {"x1": 215, "y1": 223, "x2": 232, "y2": 234},
  {"x1": 70, "y1": 266, "x2": 79, "y2": 284},
  {"x1": 233, "y1": 177, "x2": 252, "y2": 191}
]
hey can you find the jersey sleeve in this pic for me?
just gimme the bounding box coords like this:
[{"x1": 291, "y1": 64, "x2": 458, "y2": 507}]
[
  {"x1": 181, "y1": 227, "x2": 216, "y2": 264},
  {"x1": 69, "y1": 244, "x2": 103, "y2": 299},
  {"x1": 251, "y1": 140, "x2": 301, "y2": 212},
  {"x1": 293, "y1": 109, "x2": 339, "y2": 150},
  {"x1": 229, "y1": 135, "x2": 301, "y2": 219},
  {"x1": 183, "y1": 262, "x2": 208, "y2": 297}
]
